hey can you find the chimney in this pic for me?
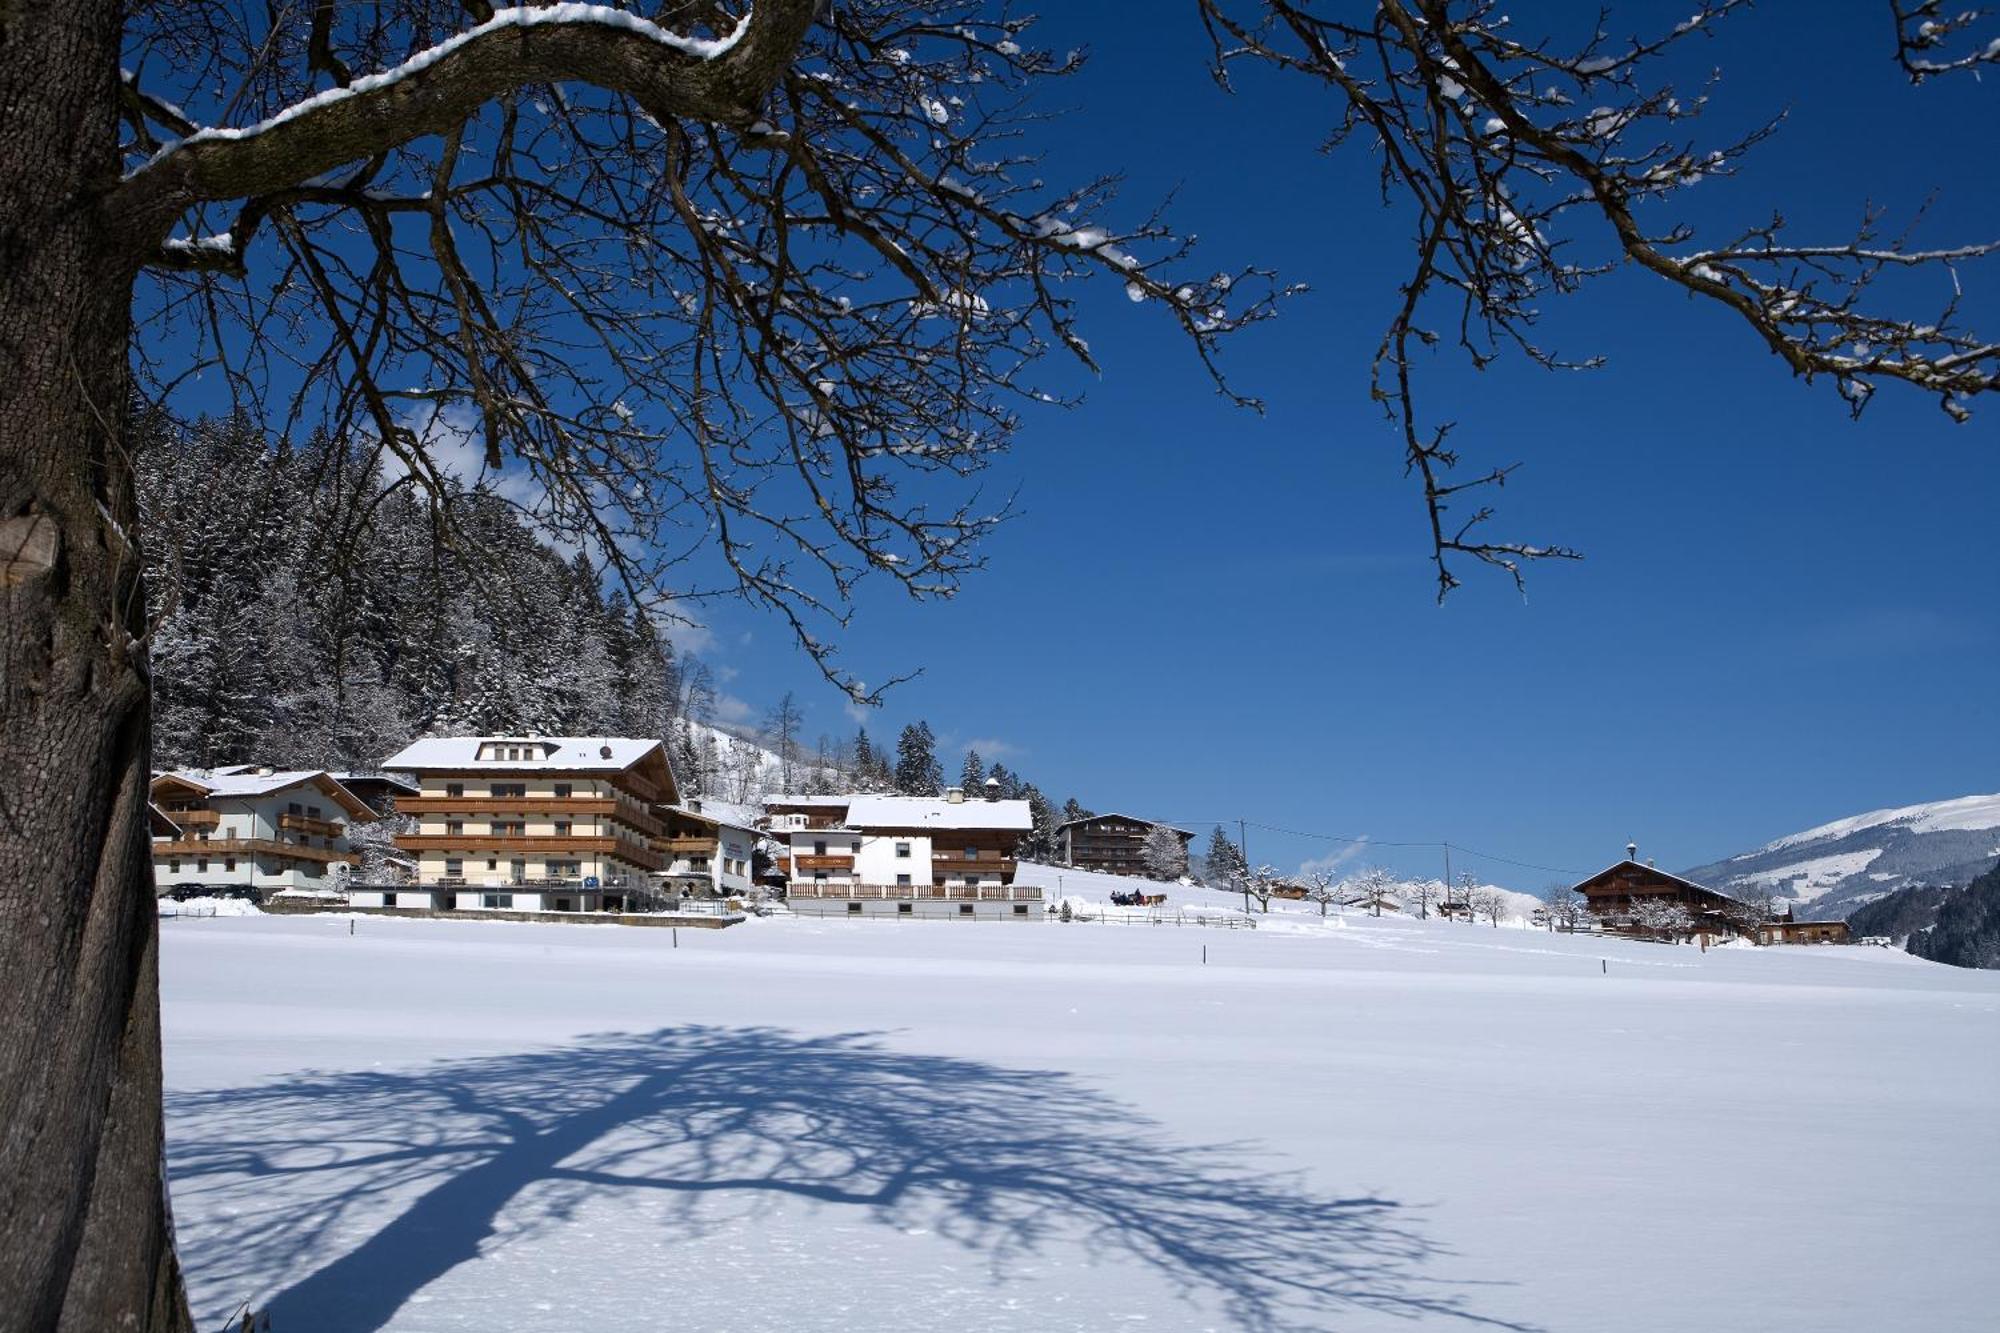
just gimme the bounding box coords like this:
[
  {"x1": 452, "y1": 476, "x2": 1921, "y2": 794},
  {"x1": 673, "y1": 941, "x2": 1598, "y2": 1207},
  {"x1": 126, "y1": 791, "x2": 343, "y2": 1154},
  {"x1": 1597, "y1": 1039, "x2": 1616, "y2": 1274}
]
[
  {"x1": 945, "y1": 786, "x2": 965, "y2": 804},
  {"x1": 983, "y1": 776, "x2": 1000, "y2": 801},
  {"x1": 255, "y1": 765, "x2": 275, "y2": 777},
  {"x1": 1626, "y1": 840, "x2": 1638, "y2": 863}
]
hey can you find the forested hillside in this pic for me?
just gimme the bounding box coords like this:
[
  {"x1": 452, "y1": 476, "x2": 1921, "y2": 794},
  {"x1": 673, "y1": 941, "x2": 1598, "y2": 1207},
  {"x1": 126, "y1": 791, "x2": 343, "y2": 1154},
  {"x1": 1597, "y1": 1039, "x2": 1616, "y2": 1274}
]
[{"x1": 1906, "y1": 864, "x2": 2000, "y2": 971}]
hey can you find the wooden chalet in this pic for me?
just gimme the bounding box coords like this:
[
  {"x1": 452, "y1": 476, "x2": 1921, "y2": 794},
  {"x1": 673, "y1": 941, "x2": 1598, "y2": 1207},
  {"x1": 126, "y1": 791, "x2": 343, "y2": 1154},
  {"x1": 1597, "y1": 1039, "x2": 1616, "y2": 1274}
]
[
  {"x1": 1571, "y1": 844, "x2": 1743, "y2": 938},
  {"x1": 1054, "y1": 812, "x2": 1194, "y2": 877}
]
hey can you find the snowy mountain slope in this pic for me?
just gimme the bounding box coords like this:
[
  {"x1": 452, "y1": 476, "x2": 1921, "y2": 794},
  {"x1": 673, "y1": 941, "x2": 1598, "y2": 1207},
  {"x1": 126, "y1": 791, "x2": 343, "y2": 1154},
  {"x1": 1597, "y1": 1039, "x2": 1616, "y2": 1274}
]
[{"x1": 1683, "y1": 793, "x2": 2000, "y2": 918}]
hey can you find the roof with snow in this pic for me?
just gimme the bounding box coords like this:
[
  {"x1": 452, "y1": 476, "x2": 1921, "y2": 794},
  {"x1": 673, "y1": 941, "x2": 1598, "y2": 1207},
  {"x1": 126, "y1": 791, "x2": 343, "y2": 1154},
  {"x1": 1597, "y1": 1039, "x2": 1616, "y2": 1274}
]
[
  {"x1": 1053, "y1": 812, "x2": 1195, "y2": 838},
  {"x1": 381, "y1": 736, "x2": 665, "y2": 773},
  {"x1": 151, "y1": 768, "x2": 374, "y2": 820},
  {"x1": 843, "y1": 794, "x2": 1032, "y2": 832},
  {"x1": 665, "y1": 803, "x2": 760, "y2": 836},
  {"x1": 331, "y1": 770, "x2": 420, "y2": 795}
]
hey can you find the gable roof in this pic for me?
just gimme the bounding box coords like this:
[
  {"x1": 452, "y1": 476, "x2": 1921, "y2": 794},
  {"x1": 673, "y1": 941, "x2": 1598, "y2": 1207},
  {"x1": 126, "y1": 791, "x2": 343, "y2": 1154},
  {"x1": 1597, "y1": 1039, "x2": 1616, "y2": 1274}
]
[
  {"x1": 664, "y1": 804, "x2": 760, "y2": 837},
  {"x1": 151, "y1": 768, "x2": 375, "y2": 821},
  {"x1": 1053, "y1": 812, "x2": 1195, "y2": 838},
  {"x1": 1572, "y1": 859, "x2": 1742, "y2": 905}
]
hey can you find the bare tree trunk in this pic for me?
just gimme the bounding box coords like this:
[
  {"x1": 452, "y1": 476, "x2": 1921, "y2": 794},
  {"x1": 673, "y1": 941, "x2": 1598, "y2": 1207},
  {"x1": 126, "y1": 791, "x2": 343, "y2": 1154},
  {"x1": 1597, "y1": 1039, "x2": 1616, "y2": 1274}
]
[{"x1": 0, "y1": 5, "x2": 194, "y2": 1330}]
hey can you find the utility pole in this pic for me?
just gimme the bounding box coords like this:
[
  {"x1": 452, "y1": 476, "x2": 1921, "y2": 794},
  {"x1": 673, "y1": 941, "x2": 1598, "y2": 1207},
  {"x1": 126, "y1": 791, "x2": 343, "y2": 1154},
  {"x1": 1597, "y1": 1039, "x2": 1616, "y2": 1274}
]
[
  {"x1": 1442, "y1": 842, "x2": 1453, "y2": 917},
  {"x1": 1237, "y1": 819, "x2": 1251, "y2": 914}
]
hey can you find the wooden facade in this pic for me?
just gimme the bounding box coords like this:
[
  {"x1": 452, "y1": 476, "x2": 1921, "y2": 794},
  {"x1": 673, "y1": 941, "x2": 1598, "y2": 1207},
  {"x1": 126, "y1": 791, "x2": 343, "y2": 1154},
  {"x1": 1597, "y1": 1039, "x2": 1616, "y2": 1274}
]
[
  {"x1": 1054, "y1": 813, "x2": 1193, "y2": 877},
  {"x1": 1571, "y1": 858, "x2": 1743, "y2": 937},
  {"x1": 1756, "y1": 916, "x2": 1853, "y2": 946}
]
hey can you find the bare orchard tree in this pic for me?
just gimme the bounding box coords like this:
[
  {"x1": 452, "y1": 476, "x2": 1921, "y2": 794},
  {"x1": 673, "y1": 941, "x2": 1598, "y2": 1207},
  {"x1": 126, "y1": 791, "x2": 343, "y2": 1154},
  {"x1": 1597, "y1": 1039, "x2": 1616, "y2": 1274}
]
[
  {"x1": 1471, "y1": 886, "x2": 1507, "y2": 928},
  {"x1": 1197, "y1": 0, "x2": 1999, "y2": 594},
  {"x1": 1140, "y1": 823, "x2": 1191, "y2": 881},
  {"x1": 2, "y1": 5, "x2": 1277, "y2": 1327},
  {"x1": 1403, "y1": 877, "x2": 1441, "y2": 920},
  {"x1": 1301, "y1": 867, "x2": 1341, "y2": 917},
  {"x1": 1239, "y1": 864, "x2": 1283, "y2": 914},
  {"x1": 1346, "y1": 866, "x2": 1402, "y2": 917},
  {"x1": 1630, "y1": 897, "x2": 1695, "y2": 943},
  {"x1": 1539, "y1": 883, "x2": 1594, "y2": 934}
]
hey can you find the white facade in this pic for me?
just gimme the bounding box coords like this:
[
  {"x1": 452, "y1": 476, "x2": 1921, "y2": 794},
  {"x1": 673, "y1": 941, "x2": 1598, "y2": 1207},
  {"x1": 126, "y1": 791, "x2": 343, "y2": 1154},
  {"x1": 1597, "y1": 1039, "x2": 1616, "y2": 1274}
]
[
  {"x1": 766, "y1": 792, "x2": 1041, "y2": 919},
  {"x1": 153, "y1": 768, "x2": 371, "y2": 896}
]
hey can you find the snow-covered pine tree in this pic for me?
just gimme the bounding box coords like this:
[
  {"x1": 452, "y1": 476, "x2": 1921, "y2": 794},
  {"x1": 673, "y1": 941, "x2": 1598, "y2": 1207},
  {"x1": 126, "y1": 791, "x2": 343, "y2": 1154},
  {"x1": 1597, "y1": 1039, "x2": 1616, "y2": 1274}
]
[
  {"x1": 960, "y1": 749, "x2": 986, "y2": 792},
  {"x1": 894, "y1": 722, "x2": 944, "y2": 796},
  {"x1": 1203, "y1": 825, "x2": 1247, "y2": 886}
]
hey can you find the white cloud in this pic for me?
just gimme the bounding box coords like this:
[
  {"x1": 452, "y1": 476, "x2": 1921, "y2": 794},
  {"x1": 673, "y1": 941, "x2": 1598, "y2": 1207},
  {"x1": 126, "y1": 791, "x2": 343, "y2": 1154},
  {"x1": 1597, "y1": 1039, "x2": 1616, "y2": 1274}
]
[
  {"x1": 712, "y1": 692, "x2": 755, "y2": 725},
  {"x1": 842, "y1": 699, "x2": 876, "y2": 725},
  {"x1": 654, "y1": 616, "x2": 717, "y2": 657},
  {"x1": 1297, "y1": 842, "x2": 1368, "y2": 878},
  {"x1": 963, "y1": 737, "x2": 1021, "y2": 760}
]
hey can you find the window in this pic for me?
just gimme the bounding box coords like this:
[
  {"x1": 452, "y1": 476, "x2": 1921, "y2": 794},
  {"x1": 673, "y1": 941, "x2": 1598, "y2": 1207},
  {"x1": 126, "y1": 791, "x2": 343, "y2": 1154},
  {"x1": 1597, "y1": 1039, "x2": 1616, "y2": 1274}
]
[
  {"x1": 896, "y1": 873, "x2": 912, "y2": 887},
  {"x1": 493, "y1": 821, "x2": 526, "y2": 836},
  {"x1": 492, "y1": 783, "x2": 526, "y2": 798},
  {"x1": 813, "y1": 840, "x2": 827, "y2": 856},
  {"x1": 897, "y1": 903, "x2": 913, "y2": 915},
  {"x1": 383, "y1": 891, "x2": 398, "y2": 908},
  {"x1": 850, "y1": 841, "x2": 861, "y2": 853},
  {"x1": 482, "y1": 893, "x2": 514, "y2": 909},
  {"x1": 553, "y1": 783, "x2": 571, "y2": 798},
  {"x1": 196, "y1": 859, "x2": 209, "y2": 873},
  {"x1": 446, "y1": 783, "x2": 464, "y2": 798},
  {"x1": 510, "y1": 860, "x2": 527, "y2": 883},
  {"x1": 486, "y1": 859, "x2": 498, "y2": 871},
  {"x1": 1013, "y1": 905, "x2": 1029, "y2": 917},
  {"x1": 895, "y1": 842, "x2": 911, "y2": 858},
  {"x1": 847, "y1": 902, "x2": 863, "y2": 915},
  {"x1": 224, "y1": 858, "x2": 236, "y2": 872},
  {"x1": 959, "y1": 903, "x2": 975, "y2": 916},
  {"x1": 444, "y1": 858, "x2": 463, "y2": 878},
  {"x1": 168, "y1": 859, "x2": 181, "y2": 873},
  {"x1": 965, "y1": 846, "x2": 978, "y2": 857},
  {"x1": 446, "y1": 820, "x2": 464, "y2": 835},
  {"x1": 965, "y1": 874, "x2": 981, "y2": 886},
  {"x1": 553, "y1": 821, "x2": 571, "y2": 836},
  {"x1": 814, "y1": 871, "x2": 828, "y2": 883}
]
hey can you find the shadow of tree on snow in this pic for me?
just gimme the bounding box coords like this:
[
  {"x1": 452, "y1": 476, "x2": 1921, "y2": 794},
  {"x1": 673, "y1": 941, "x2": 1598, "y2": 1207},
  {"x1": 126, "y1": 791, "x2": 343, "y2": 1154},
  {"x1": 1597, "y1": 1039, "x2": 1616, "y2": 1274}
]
[{"x1": 167, "y1": 1027, "x2": 1531, "y2": 1332}]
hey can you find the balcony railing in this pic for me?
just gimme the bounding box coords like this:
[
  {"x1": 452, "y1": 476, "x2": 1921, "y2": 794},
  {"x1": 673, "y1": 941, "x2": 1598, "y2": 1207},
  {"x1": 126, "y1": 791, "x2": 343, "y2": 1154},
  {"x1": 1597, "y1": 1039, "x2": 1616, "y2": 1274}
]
[
  {"x1": 153, "y1": 836, "x2": 346, "y2": 864},
  {"x1": 791, "y1": 854, "x2": 856, "y2": 872},
  {"x1": 788, "y1": 883, "x2": 1042, "y2": 902},
  {"x1": 394, "y1": 833, "x2": 666, "y2": 871},
  {"x1": 158, "y1": 807, "x2": 220, "y2": 827},
  {"x1": 278, "y1": 812, "x2": 345, "y2": 838},
  {"x1": 396, "y1": 797, "x2": 663, "y2": 836}
]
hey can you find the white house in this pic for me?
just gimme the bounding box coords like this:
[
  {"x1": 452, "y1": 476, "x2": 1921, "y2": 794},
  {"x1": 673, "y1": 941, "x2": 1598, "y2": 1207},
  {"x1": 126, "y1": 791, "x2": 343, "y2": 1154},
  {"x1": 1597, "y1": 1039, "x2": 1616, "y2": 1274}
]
[
  {"x1": 659, "y1": 801, "x2": 760, "y2": 899},
  {"x1": 150, "y1": 766, "x2": 375, "y2": 897},
  {"x1": 764, "y1": 788, "x2": 1041, "y2": 921}
]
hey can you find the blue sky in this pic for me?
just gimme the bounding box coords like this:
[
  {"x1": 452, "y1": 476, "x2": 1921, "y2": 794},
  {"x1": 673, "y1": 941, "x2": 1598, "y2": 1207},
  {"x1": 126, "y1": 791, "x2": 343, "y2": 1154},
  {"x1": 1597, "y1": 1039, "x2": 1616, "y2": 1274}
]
[{"x1": 680, "y1": 6, "x2": 1999, "y2": 887}]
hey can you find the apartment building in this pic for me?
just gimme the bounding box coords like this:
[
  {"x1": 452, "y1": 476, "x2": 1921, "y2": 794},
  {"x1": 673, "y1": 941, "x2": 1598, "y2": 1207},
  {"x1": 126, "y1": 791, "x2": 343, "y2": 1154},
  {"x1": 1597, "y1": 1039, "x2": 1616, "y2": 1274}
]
[
  {"x1": 374, "y1": 736, "x2": 678, "y2": 912},
  {"x1": 659, "y1": 801, "x2": 759, "y2": 899},
  {"x1": 150, "y1": 766, "x2": 375, "y2": 897},
  {"x1": 766, "y1": 787, "x2": 1040, "y2": 921}
]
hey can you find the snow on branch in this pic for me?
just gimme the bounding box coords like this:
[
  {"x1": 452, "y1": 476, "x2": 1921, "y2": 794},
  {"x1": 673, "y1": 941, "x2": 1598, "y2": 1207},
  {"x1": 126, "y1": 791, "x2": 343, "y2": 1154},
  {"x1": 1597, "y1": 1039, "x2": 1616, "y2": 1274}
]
[
  {"x1": 1199, "y1": 0, "x2": 1998, "y2": 598},
  {"x1": 120, "y1": 2, "x2": 1277, "y2": 704},
  {"x1": 1891, "y1": 1, "x2": 2000, "y2": 80}
]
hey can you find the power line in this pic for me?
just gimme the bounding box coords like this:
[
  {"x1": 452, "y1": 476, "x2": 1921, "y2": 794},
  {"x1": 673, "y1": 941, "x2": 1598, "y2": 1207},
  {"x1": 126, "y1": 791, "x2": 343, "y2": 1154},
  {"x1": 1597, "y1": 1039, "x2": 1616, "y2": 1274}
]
[{"x1": 1158, "y1": 816, "x2": 1587, "y2": 880}]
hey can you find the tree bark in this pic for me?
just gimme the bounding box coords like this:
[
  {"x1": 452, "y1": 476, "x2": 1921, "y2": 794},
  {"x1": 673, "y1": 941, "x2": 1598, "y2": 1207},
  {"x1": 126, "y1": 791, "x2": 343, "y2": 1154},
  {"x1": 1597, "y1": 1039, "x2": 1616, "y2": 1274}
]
[{"x1": 0, "y1": 4, "x2": 193, "y2": 1329}]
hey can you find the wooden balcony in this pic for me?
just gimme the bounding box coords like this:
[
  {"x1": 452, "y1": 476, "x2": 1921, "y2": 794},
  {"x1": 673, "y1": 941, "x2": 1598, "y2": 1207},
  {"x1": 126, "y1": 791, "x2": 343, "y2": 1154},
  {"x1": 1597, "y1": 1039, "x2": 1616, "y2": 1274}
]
[
  {"x1": 659, "y1": 835, "x2": 715, "y2": 855},
  {"x1": 792, "y1": 854, "x2": 855, "y2": 872},
  {"x1": 930, "y1": 850, "x2": 1017, "y2": 872},
  {"x1": 278, "y1": 812, "x2": 345, "y2": 838},
  {"x1": 396, "y1": 796, "x2": 663, "y2": 836},
  {"x1": 395, "y1": 834, "x2": 666, "y2": 872},
  {"x1": 153, "y1": 837, "x2": 347, "y2": 865},
  {"x1": 158, "y1": 807, "x2": 219, "y2": 827}
]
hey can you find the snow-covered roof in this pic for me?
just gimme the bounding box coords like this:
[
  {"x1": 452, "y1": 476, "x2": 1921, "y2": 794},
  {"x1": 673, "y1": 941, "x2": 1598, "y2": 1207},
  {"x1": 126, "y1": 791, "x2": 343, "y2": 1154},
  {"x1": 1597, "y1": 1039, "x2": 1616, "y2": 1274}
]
[
  {"x1": 1053, "y1": 812, "x2": 1195, "y2": 838},
  {"x1": 844, "y1": 795, "x2": 1032, "y2": 832},
  {"x1": 381, "y1": 736, "x2": 664, "y2": 772},
  {"x1": 666, "y1": 803, "x2": 760, "y2": 836},
  {"x1": 153, "y1": 768, "x2": 373, "y2": 819},
  {"x1": 332, "y1": 770, "x2": 420, "y2": 795},
  {"x1": 764, "y1": 794, "x2": 851, "y2": 807}
]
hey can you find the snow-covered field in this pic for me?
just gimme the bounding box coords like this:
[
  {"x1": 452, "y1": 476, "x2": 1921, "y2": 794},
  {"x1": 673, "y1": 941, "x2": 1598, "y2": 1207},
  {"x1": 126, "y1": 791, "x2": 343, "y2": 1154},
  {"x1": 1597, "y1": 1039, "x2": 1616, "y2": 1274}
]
[{"x1": 159, "y1": 910, "x2": 2000, "y2": 1332}]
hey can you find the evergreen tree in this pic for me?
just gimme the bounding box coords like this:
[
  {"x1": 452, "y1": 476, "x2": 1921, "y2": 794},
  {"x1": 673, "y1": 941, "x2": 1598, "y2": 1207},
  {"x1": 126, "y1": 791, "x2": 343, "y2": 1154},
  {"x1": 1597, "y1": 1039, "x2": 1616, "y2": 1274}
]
[
  {"x1": 894, "y1": 721, "x2": 944, "y2": 796},
  {"x1": 1204, "y1": 825, "x2": 1248, "y2": 885},
  {"x1": 960, "y1": 748, "x2": 986, "y2": 791}
]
